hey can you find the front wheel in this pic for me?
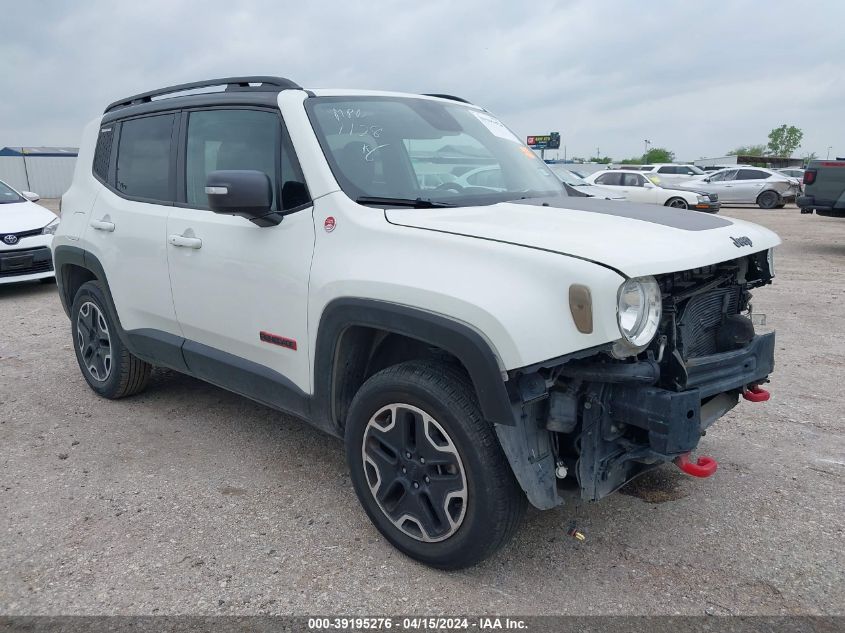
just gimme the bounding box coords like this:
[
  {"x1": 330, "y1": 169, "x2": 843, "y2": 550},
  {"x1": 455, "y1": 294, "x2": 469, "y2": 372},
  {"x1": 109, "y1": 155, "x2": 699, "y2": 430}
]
[
  {"x1": 345, "y1": 360, "x2": 525, "y2": 569},
  {"x1": 665, "y1": 197, "x2": 689, "y2": 209},
  {"x1": 757, "y1": 190, "x2": 780, "y2": 209}
]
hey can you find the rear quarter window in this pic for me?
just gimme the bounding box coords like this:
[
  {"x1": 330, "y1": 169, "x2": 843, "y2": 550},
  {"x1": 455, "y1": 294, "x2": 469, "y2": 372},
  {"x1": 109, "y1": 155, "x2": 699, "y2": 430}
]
[{"x1": 93, "y1": 126, "x2": 115, "y2": 183}]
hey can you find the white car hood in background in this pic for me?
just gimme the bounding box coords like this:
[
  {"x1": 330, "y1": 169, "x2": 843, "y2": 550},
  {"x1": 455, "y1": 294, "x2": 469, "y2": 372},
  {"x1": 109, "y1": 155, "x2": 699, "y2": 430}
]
[
  {"x1": 386, "y1": 196, "x2": 781, "y2": 278},
  {"x1": 0, "y1": 200, "x2": 56, "y2": 233}
]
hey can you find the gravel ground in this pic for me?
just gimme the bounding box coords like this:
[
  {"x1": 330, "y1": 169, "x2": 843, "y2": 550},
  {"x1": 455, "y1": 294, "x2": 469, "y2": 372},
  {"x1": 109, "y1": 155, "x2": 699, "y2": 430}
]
[{"x1": 0, "y1": 203, "x2": 843, "y2": 616}]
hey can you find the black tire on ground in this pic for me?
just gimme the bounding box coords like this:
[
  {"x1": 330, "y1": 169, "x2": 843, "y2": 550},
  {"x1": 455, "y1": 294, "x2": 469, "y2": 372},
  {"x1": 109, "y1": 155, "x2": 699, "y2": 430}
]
[
  {"x1": 775, "y1": 203, "x2": 786, "y2": 208},
  {"x1": 70, "y1": 280, "x2": 151, "y2": 399},
  {"x1": 345, "y1": 360, "x2": 525, "y2": 569},
  {"x1": 757, "y1": 190, "x2": 780, "y2": 209},
  {"x1": 665, "y1": 197, "x2": 689, "y2": 209}
]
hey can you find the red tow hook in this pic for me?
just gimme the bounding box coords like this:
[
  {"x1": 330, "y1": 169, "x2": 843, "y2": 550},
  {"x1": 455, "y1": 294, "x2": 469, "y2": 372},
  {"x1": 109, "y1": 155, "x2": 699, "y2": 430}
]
[
  {"x1": 743, "y1": 384, "x2": 771, "y2": 402},
  {"x1": 674, "y1": 453, "x2": 718, "y2": 478}
]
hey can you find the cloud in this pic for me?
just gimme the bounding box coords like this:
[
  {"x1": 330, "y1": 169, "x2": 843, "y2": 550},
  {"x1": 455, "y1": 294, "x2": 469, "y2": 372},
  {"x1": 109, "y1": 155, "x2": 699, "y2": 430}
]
[{"x1": 1, "y1": 0, "x2": 842, "y2": 159}]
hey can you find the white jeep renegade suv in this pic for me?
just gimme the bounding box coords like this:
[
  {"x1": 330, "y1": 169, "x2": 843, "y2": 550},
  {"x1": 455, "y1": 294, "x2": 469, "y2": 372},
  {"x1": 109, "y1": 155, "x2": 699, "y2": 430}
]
[{"x1": 53, "y1": 77, "x2": 780, "y2": 569}]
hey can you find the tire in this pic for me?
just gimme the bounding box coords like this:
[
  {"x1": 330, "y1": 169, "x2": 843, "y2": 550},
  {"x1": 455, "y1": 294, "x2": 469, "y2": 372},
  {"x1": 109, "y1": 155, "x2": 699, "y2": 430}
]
[
  {"x1": 775, "y1": 203, "x2": 786, "y2": 209},
  {"x1": 665, "y1": 197, "x2": 689, "y2": 209},
  {"x1": 757, "y1": 190, "x2": 780, "y2": 209},
  {"x1": 70, "y1": 281, "x2": 151, "y2": 399},
  {"x1": 345, "y1": 360, "x2": 525, "y2": 569}
]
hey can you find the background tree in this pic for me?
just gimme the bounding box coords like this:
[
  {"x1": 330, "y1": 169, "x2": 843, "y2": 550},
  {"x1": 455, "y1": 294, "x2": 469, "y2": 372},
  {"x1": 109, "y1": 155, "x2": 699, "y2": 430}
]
[
  {"x1": 643, "y1": 147, "x2": 674, "y2": 163},
  {"x1": 727, "y1": 144, "x2": 766, "y2": 157},
  {"x1": 767, "y1": 125, "x2": 803, "y2": 157},
  {"x1": 589, "y1": 156, "x2": 613, "y2": 164}
]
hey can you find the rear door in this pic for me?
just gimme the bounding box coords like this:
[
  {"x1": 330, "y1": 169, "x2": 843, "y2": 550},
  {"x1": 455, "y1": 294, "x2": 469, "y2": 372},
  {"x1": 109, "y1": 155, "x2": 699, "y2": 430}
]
[
  {"x1": 84, "y1": 112, "x2": 181, "y2": 336},
  {"x1": 733, "y1": 168, "x2": 770, "y2": 202},
  {"x1": 165, "y1": 107, "x2": 315, "y2": 394}
]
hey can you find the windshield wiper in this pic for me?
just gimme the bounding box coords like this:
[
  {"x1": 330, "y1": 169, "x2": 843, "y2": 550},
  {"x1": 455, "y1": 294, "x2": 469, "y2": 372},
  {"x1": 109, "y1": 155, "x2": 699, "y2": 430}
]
[{"x1": 355, "y1": 196, "x2": 455, "y2": 208}]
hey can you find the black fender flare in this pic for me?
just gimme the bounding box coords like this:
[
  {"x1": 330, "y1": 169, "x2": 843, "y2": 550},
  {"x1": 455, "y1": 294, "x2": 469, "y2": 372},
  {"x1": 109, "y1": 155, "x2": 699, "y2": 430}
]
[
  {"x1": 312, "y1": 298, "x2": 516, "y2": 432},
  {"x1": 52, "y1": 245, "x2": 188, "y2": 372}
]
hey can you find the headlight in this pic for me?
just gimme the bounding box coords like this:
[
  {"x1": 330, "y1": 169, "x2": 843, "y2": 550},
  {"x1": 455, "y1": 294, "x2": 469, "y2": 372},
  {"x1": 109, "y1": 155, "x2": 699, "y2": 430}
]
[
  {"x1": 616, "y1": 276, "x2": 662, "y2": 349},
  {"x1": 697, "y1": 195, "x2": 709, "y2": 204},
  {"x1": 42, "y1": 218, "x2": 60, "y2": 235}
]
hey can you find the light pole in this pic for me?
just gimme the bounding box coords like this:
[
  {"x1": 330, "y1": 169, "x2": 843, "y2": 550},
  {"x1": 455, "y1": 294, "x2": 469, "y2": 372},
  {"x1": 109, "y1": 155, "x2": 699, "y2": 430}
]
[
  {"x1": 827, "y1": 146, "x2": 833, "y2": 159},
  {"x1": 644, "y1": 139, "x2": 651, "y2": 159}
]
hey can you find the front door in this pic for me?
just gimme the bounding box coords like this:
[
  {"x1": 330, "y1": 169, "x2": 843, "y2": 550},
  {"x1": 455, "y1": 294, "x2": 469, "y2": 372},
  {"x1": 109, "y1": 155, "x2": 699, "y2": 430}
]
[
  {"x1": 705, "y1": 169, "x2": 739, "y2": 202},
  {"x1": 166, "y1": 108, "x2": 315, "y2": 396}
]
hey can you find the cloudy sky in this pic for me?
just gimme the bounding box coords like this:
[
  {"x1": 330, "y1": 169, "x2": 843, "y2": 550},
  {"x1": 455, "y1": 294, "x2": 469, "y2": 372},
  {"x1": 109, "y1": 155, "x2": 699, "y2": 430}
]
[{"x1": 2, "y1": 0, "x2": 842, "y2": 161}]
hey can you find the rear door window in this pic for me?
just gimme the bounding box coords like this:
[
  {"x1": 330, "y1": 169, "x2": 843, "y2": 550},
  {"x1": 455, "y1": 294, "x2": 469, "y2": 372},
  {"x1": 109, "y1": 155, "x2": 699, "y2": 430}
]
[
  {"x1": 595, "y1": 173, "x2": 622, "y2": 186},
  {"x1": 115, "y1": 114, "x2": 176, "y2": 201},
  {"x1": 737, "y1": 169, "x2": 770, "y2": 180}
]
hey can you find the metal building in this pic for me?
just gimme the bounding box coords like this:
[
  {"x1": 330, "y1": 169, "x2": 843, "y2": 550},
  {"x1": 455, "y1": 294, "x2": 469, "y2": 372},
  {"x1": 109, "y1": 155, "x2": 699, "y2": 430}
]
[{"x1": 0, "y1": 147, "x2": 78, "y2": 198}]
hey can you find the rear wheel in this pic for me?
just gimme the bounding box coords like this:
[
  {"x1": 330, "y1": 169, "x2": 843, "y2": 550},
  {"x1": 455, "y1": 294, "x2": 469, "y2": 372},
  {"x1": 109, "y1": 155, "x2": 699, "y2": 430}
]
[
  {"x1": 665, "y1": 197, "x2": 689, "y2": 209},
  {"x1": 757, "y1": 190, "x2": 780, "y2": 209},
  {"x1": 70, "y1": 281, "x2": 151, "y2": 399},
  {"x1": 345, "y1": 360, "x2": 525, "y2": 569}
]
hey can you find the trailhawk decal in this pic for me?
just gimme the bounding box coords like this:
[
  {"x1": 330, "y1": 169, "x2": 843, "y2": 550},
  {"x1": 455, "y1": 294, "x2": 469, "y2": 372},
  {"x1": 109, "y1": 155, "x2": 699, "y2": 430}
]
[
  {"x1": 259, "y1": 331, "x2": 297, "y2": 350},
  {"x1": 514, "y1": 196, "x2": 732, "y2": 231}
]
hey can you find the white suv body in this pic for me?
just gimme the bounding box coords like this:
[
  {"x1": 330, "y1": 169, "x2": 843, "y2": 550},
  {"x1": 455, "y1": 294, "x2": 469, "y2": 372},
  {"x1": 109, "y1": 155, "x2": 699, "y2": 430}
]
[
  {"x1": 636, "y1": 163, "x2": 709, "y2": 185},
  {"x1": 53, "y1": 77, "x2": 780, "y2": 568}
]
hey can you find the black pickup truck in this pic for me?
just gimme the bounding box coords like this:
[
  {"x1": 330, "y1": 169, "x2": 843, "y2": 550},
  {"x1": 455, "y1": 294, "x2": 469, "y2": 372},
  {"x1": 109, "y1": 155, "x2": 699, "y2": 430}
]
[{"x1": 798, "y1": 159, "x2": 845, "y2": 217}]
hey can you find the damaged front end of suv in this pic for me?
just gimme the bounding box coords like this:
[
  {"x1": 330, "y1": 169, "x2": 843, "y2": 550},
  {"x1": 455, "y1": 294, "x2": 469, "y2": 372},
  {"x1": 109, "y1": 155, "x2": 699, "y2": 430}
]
[{"x1": 498, "y1": 249, "x2": 776, "y2": 509}]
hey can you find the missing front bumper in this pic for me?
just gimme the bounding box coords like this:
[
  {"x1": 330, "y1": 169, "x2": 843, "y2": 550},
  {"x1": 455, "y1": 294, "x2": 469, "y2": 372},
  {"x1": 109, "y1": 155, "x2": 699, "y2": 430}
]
[{"x1": 577, "y1": 332, "x2": 775, "y2": 501}]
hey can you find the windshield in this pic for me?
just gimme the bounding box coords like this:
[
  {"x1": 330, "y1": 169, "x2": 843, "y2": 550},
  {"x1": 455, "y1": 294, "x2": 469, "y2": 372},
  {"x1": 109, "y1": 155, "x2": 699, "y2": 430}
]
[
  {"x1": 306, "y1": 96, "x2": 565, "y2": 206},
  {"x1": 0, "y1": 181, "x2": 24, "y2": 204},
  {"x1": 546, "y1": 164, "x2": 591, "y2": 186}
]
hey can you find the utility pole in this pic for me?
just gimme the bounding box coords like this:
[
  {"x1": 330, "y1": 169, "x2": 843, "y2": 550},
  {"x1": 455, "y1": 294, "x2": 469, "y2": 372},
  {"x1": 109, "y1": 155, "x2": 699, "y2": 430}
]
[
  {"x1": 827, "y1": 146, "x2": 833, "y2": 159},
  {"x1": 596, "y1": 147, "x2": 600, "y2": 160},
  {"x1": 644, "y1": 139, "x2": 651, "y2": 159}
]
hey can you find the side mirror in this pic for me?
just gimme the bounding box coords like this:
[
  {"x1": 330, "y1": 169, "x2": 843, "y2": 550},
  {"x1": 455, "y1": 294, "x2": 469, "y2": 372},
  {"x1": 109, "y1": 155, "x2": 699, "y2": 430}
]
[
  {"x1": 206, "y1": 170, "x2": 281, "y2": 227},
  {"x1": 22, "y1": 191, "x2": 40, "y2": 202},
  {"x1": 643, "y1": 181, "x2": 656, "y2": 188}
]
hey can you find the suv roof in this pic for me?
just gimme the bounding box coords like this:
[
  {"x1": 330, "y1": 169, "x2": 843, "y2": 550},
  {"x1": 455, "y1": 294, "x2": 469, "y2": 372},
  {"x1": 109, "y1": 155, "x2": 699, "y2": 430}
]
[{"x1": 102, "y1": 76, "x2": 475, "y2": 123}]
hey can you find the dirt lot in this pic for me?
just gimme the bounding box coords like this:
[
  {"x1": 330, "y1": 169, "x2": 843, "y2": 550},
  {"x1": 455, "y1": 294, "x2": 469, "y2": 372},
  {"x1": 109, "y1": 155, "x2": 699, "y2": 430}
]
[{"x1": 1, "y1": 203, "x2": 843, "y2": 616}]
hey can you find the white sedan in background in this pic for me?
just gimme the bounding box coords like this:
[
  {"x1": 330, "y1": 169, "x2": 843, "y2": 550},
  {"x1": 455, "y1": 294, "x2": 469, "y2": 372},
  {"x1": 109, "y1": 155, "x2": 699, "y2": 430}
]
[
  {"x1": 0, "y1": 180, "x2": 58, "y2": 284},
  {"x1": 545, "y1": 164, "x2": 625, "y2": 200},
  {"x1": 584, "y1": 170, "x2": 721, "y2": 211},
  {"x1": 678, "y1": 167, "x2": 800, "y2": 208}
]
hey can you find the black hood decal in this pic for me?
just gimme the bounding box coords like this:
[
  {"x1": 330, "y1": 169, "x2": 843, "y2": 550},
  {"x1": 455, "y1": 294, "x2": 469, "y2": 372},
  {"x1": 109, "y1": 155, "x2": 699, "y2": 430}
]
[{"x1": 513, "y1": 195, "x2": 731, "y2": 231}]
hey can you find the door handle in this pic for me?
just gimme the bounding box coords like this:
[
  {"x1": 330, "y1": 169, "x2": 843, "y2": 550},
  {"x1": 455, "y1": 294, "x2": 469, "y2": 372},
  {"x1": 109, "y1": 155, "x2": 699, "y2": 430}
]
[
  {"x1": 90, "y1": 219, "x2": 115, "y2": 232},
  {"x1": 168, "y1": 234, "x2": 203, "y2": 249}
]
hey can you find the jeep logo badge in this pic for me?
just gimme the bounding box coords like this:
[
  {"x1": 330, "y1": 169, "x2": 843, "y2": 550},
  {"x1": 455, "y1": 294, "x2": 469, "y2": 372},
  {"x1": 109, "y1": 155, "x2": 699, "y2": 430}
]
[
  {"x1": 2, "y1": 234, "x2": 18, "y2": 245},
  {"x1": 730, "y1": 236, "x2": 753, "y2": 248}
]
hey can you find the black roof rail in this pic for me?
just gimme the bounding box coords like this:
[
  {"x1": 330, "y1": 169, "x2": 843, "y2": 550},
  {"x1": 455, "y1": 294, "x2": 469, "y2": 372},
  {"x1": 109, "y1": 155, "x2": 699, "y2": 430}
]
[
  {"x1": 104, "y1": 76, "x2": 302, "y2": 113},
  {"x1": 423, "y1": 93, "x2": 473, "y2": 104}
]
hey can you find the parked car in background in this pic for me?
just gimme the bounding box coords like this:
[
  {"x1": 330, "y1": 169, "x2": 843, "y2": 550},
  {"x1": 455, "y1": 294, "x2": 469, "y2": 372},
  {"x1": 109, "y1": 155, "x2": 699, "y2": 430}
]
[
  {"x1": 546, "y1": 164, "x2": 625, "y2": 200},
  {"x1": 0, "y1": 179, "x2": 58, "y2": 284},
  {"x1": 798, "y1": 160, "x2": 845, "y2": 217},
  {"x1": 777, "y1": 168, "x2": 805, "y2": 180},
  {"x1": 584, "y1": 170, "x2": 720, "y2": 211},
  {"x1": 678, "y1": 167, "x2": 800, "y2": 209},
  {"x1": 638, "y1": 164, "x2": 709, "y2": 185}
]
